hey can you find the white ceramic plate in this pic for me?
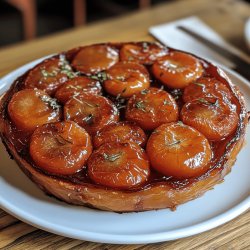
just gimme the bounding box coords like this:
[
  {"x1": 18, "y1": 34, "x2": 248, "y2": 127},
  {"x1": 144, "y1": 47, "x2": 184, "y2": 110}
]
[
  {"x1": 245, "y1": 18, "x2": 250, "y2": 50},
  {"x1": 0, "y1": 58, "x2": 250, "y2": 244}
]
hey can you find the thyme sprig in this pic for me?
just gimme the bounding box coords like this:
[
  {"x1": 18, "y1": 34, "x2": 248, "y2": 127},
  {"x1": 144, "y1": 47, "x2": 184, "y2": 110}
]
[
  {"x1": 198, "y1": 98, "x2": 219, "y2": 107},
  {"x1": 166, "y1": 138, "x2": 187, "y2": 147},
  {"x1": 41, "y1": 69, "x2": 58, "y2": 78},
  {"x1": 135, "y1": 100, "x2": 147, "y2": 112},
  {"x1": 142, "y1": 42, "x2": 149, "y2": 52},
  {"x1": 141, "y1": 89, "x2": 149, "y2": 95},
  {"x1": 59, "y1": 54, "x2": 79, "y2": 79},
  {"x1": 40, "y1": 95, "x2": 61, "y2": 111},
  {"x1": 163, "y1": 99, "x2": 170, "y2": 105},
  {"x1": 103, "y1": 152, "x2": 122, "y2": 162},
  {"x1": 171, "y1": 89, "x2": 182, "y2": 100},
  {"x1": 90, "y1": 72, "x2": 108, "y2": 82},
  {"x1": 66, "y1": 85, "x2": 83, "y2": 90},
  {"x1": 166, "y1": 140, "x2": 182, "y2": 147},
  {"x1": 116, "y1": 88, "x2": 127, "y2": 100}
]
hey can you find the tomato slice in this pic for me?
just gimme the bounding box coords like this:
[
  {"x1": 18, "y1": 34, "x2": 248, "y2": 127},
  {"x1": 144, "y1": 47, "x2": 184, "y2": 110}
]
[
  {"x1": 182, "y1": 77, "x2": 233, "y2": 103},
  {"x1": 88, "y1": 142, "x2": 150, "y2": 189},
  {"x1": 120, "y1": 42, "x2": 168, "y2": 64},
  {"x1": 181, "y1": 97, "x2": 239, "y2": 141},
  {"x1": 55, "y1": 76, "x2": 102, "y2": 104},
  {"x1": 64, "y1": 93, "x2": 119, "y2": 135},
  {"x1": 72, "y1": 45, "x2": 119, "y2": 74},
  {"x1": 125, "y1": 87, "x2": 179, "y2": 130},
  {"x1": 8, "y1": 89, "x2": 61, "y2": 132},
  {"x1": 24, "y1": 57, "x2": 72, "y2": 95},
  {"x1": 93, "y1": 121, "x2": 147, "y2": 148},
  {"x1": 152, "y1": 51, "x2": 203, "y2": 89},
  {"x1": 104, "y1": 62, "x2": 150, "y2": 98},
  {"x1": 146, "y1": 122, "x2": 212, "y2": 179},
  {"x1": 30, "y1": 121, "x2": 92, "y2": 175}
]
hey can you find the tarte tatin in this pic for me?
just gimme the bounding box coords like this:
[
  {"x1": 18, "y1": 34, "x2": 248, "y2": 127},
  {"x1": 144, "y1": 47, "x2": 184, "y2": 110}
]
[{"x1": 0, "y1": 42, "x2": 248, "y2": 212}]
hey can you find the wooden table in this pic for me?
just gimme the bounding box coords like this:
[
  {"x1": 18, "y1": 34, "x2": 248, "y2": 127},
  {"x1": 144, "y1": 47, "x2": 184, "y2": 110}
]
[{"x1": 0, "y1": 0, "x2": 249, "y2": 248}]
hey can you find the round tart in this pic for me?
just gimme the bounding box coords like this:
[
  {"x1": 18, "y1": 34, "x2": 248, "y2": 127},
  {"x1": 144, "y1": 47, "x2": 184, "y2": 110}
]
[{"x1": 0, "y1": 42, "x2": 248, "y2": 212}]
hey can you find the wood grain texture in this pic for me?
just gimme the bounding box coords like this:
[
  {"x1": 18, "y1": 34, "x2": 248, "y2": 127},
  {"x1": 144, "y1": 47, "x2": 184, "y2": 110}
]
[{"x1": 0, "y1": 0, "x2": 250, "y2": 249}]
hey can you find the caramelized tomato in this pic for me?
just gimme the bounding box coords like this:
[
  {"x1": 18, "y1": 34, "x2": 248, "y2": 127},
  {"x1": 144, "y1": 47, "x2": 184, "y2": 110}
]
[
  {"x1": 152, "y1": 51, "x2": 203, "y2": 89},
  {"x1": 104, "y1": 62, "x2": 150, "y2": 98},
  {"x1": 146, "y1": 122, "x2": 212, "y2": 179},
  {"x1": 120, "y1": 42, "x2": 168, "y2": 64},
  {"x1": 93, "y1": 121, "x2": 147, "y2": 148},
  {"x1": 182, "y1": 77, "x2": 233, "y2": 103},
  {"x1": 55, "y1": 76, "x2": 102, "y2": 104},
  {"x1": 64, "y1": 93, "x2": 119, "y2": 135},
  {"x1": 181, "y1": 97, "x2": 239, "y2": 141},
  {"x1": 72, "y1": 45, "x2": 119, "y2": 74},
  {"x1": 8, "y1": 89, "x2": 61, "y2": 132},
  {"x1": 24, "y1": 57, "x2": 70, "y2": 95},
  {"x1": 88, "y1": 142, "x2": 150, "y2": 189},
  {"x1": 125, "y1": 87, "x2": 178, "y2": 130},
  {"x1": 30, "y1": 121, "x2": 92, "y2": 175}
]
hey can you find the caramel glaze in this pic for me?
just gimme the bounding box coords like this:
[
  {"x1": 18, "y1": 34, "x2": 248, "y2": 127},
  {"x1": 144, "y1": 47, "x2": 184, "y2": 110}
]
[{"x1": 0, "y1": 42, "x2": 247, "y2": 194}]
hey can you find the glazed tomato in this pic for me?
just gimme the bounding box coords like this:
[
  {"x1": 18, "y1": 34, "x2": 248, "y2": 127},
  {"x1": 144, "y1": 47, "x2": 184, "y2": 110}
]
[
  {"x1": 182, "y1": 77, "x2": 233, "y2": 103},
  {"x1": 30, "y1": 121, "x2": 92, "y2": 175},
  {"x1": 120, "y1": 42, "x2": 168, "y2": 64},
  {"x1": 8, "y1": 89, "x2": 61, "y2": 132},
  {"x1": 93, "y1": 121, "x2": 147, "y2": 148},
  {"x1": 152, "y1": 51, "x2": 203, "y2": 89},
  {"x1": 55, "y1": 76, "x2": 102, "y2": 104},
  {"x1": 104, "y1": 62, "x2": 150, "y2": 98},
  {"x1": 24, "y1": 57, "x2": 71, "y2": 95},
  {"x1": 64, "y1": 93, "x2": 119, "y2": 135},
  {"x1": 125, "y1": 87, "x2": 178, "y2": 130},
  {"x1": 71, "y1": 45, "x2": 119, "y2": 74},
  {"x1": 181, "y1": 97, "x2": 239, "y2": 141},
  {"x1": 88, "y1": 142, "x2": 150, "y2": 189},
  {"x1": 146, "y1": 122, "x2": 212, "y2": 179}
]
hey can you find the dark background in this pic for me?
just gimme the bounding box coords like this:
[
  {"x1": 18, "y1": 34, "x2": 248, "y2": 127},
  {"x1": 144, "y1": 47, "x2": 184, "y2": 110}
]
[
  {"x1": 0, "y1": 0, "x2": 249, "y2": 48},
  {"x1": 0, "y1": 0, "x2": 166, "y2": 47}
]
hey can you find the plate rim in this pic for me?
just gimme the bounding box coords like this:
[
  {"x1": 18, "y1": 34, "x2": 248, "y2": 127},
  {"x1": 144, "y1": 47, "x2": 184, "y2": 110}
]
[
  {"x1": 0, "y1": 59, "x2": 250, "y2": 244},
  {"x1": 245, "y1": 18, "x2": 250, "y2": 50}
]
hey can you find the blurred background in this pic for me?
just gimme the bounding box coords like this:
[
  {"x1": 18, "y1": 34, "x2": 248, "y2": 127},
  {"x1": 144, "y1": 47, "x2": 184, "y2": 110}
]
[
  {"x1": 1, "y1": 0, "x2": 250, "y2": 49},
  {"x1": 0, "y1": 0, "x2": 171, "y2": 48}
]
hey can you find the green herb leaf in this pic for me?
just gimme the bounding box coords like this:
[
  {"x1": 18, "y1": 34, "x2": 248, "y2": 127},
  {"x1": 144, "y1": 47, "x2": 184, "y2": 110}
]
[
  {"x1": 142, "y1": 42, "x2": 149, "y2": 52},
  {"x1": 90, "y1": 72, "x2": 108, "y2": 82},
  {"x1": 59, "y1": 54, "x2": 79, "y2": 78},
  {"x1": 41, "y1": 69, "x2": 58, "y2": 78},
  {"x1": 198, "y1": 98, "x2": 219, "y2": 107},
  {"x1": 103, "y1": 152, "x2": 122, "y2": 162},
  {"x1": 116, "y1": 88, "x2": 127, "y2": 100},
  {"x1": 141, "y1": 89, "x2": 149, "y2": 95},
  {"x1": 163, "y1": 99, "x2": 170, "y2": 105},
  {"x1": 40, "y1": 95, "x2": 61, "y2": 111},
  {"x1": 166, "y1": 140, "x2": 182, "y2": 147},
  {"x1": 177, "y1": 121, "x2": 184, "y2": 126},
  {"x1": 135, "y1": 100, "x2": 147, "y2": 112}
]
